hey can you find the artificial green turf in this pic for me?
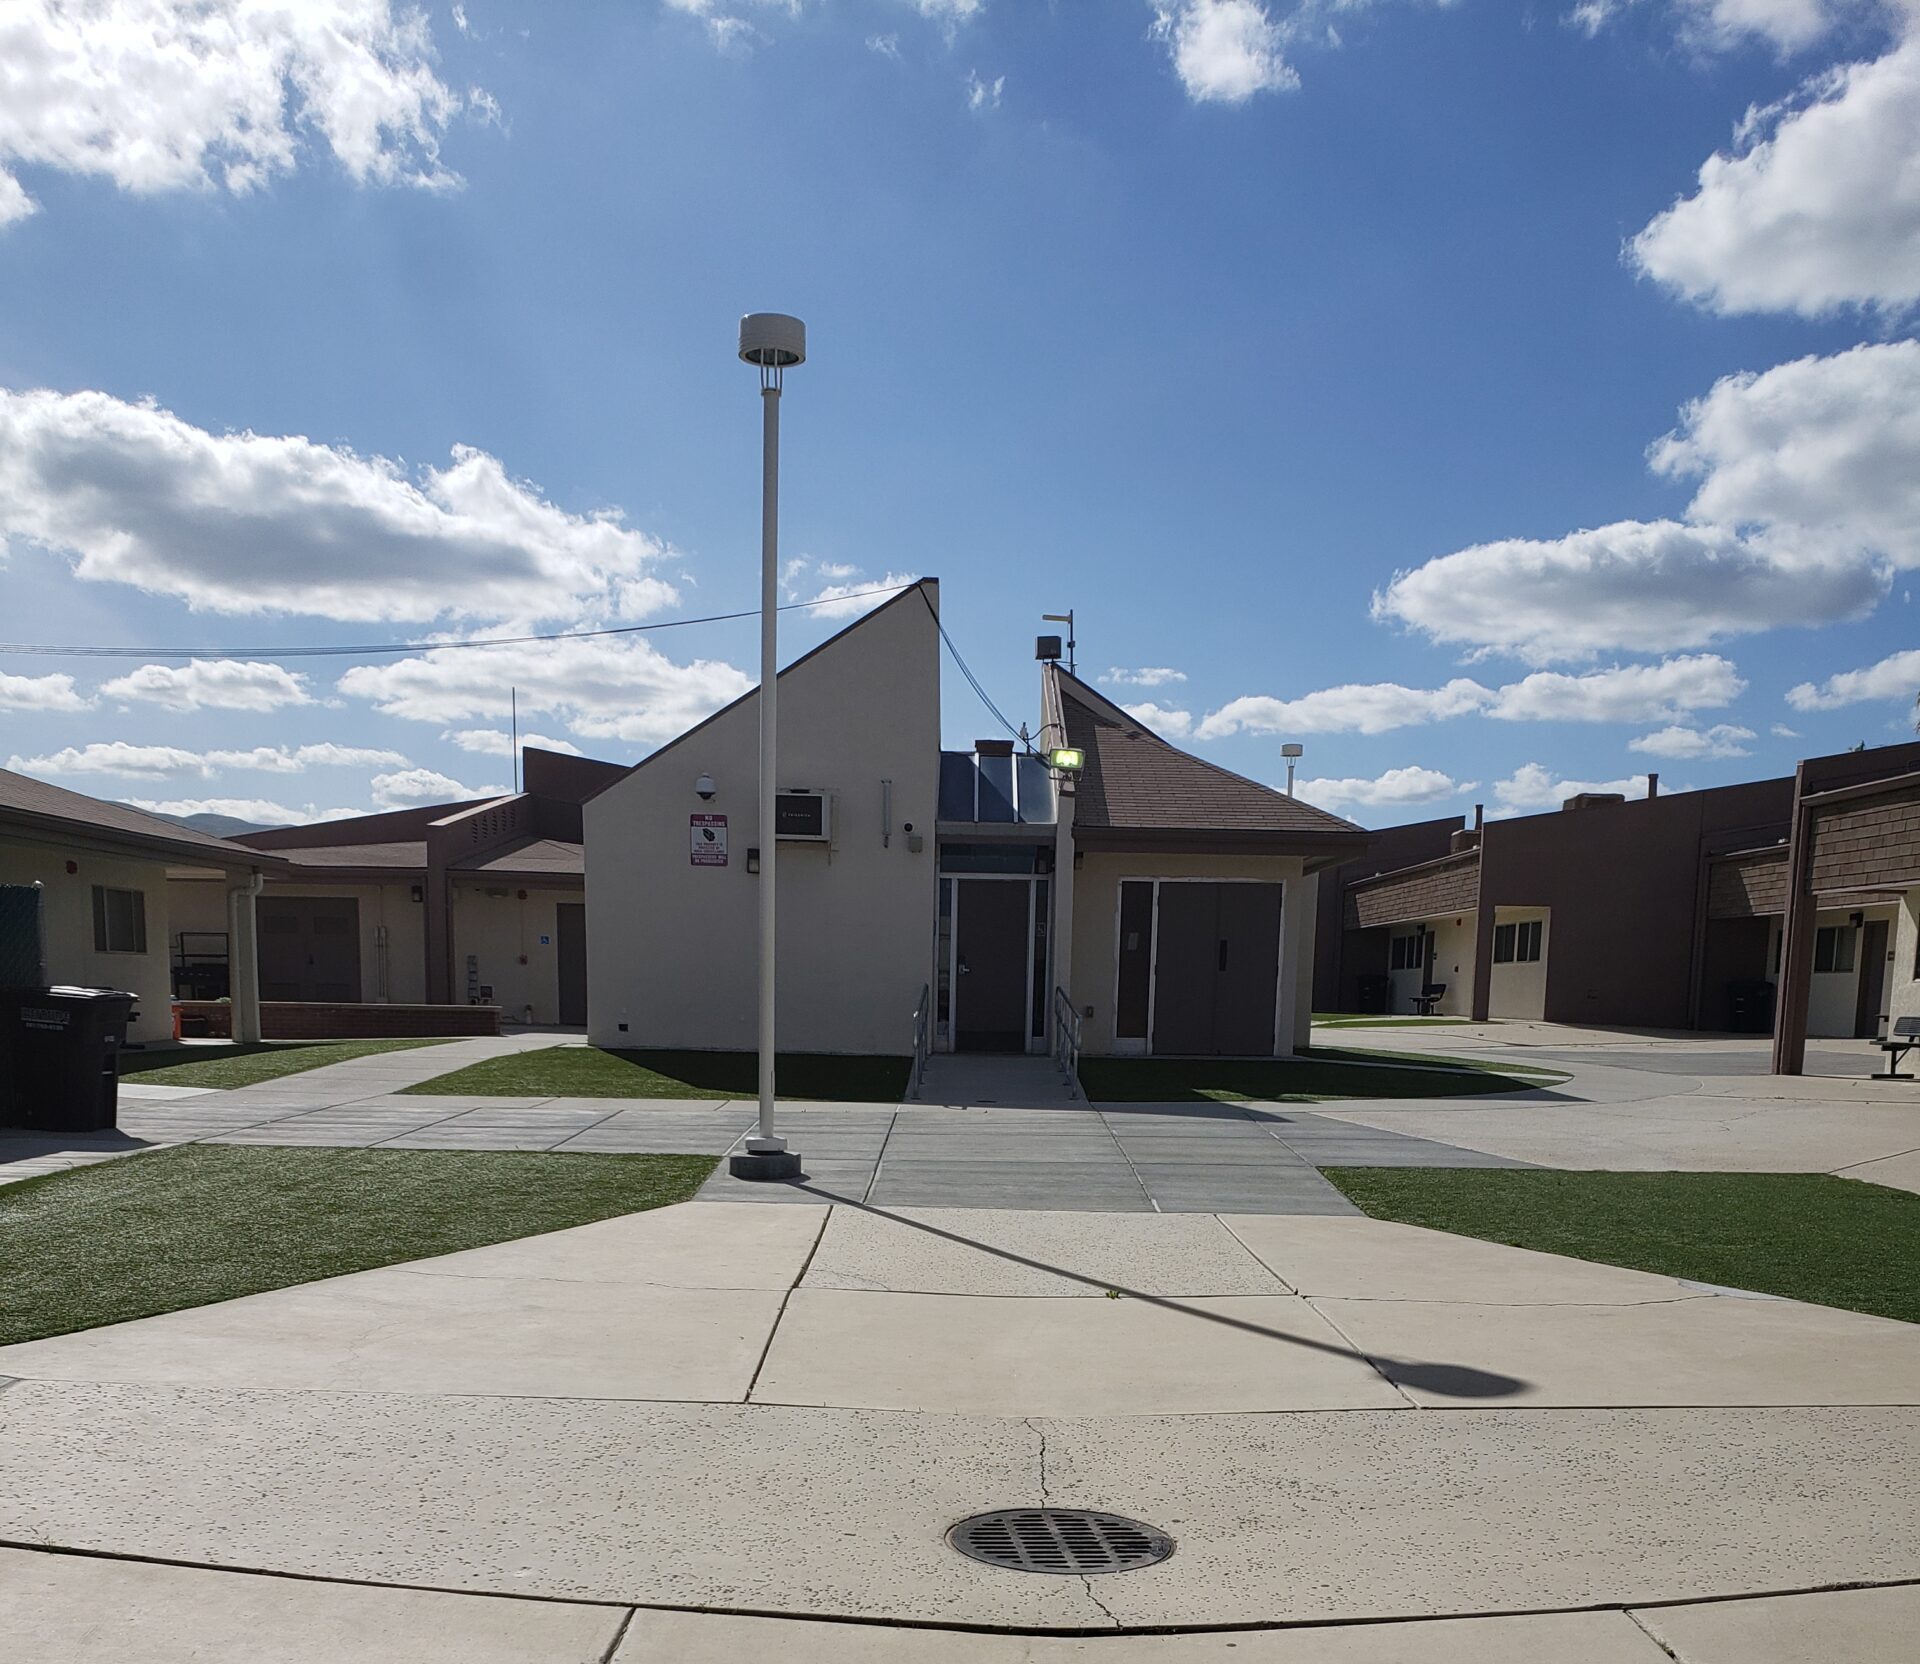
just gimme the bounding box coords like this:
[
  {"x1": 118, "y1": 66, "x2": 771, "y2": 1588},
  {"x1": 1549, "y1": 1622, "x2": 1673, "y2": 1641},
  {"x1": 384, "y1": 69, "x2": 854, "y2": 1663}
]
[
  {"x1": 0, "y1": 1145, "x2": 716, "y2": 1345},
  {"x1": 118, "y1": 1037, "x2": 448, "y2": 1089},
  {"x1": 1077, "y1": 1049, "x2": 1551, "y2": 1102},
  {"x1": 402, "y1": 1046, "x2": 912, "y2": 1101},
  {"x1": 1323, "y1": 1167, "x2": 1920, "y2": 1325}
]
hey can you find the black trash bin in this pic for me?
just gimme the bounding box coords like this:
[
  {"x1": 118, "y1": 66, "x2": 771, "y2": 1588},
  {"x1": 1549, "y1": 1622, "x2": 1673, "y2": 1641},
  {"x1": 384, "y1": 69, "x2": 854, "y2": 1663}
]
[
  {"x1": 1725, "y1": 978, "x2": 1777, "y2": 1036},
  {"x1": 0, "y1": 986, "x2": 137, "y2": 1132}
]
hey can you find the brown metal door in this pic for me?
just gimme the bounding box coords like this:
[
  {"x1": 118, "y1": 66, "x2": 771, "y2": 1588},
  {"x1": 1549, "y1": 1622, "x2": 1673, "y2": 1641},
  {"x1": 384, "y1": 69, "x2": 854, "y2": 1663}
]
[
  {"x1": 1214, "y1": 883, "x2": 1282, "y2": 1055},
  {"x1": 1150, "y1": 883, "x2": 1218, "y2": 1055},
  {"x1": 954, "y1": 880, "x2": 1031, "y2": 1052},
  {"x1": 555, "y1": 902, "x2": 588, "y2": 1027},
  {"x1": 1855, "y1": 919, "x2": 1890, "y2": 1038},
  {"x1": 255, "y1": 896, "x2": 361, "y2": 1002}
]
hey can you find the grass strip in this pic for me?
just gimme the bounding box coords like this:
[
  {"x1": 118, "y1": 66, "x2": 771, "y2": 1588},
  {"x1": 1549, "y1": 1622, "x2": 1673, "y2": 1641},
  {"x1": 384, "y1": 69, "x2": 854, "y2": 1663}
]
[
  {"x1": 0, "y1": 1145, "x2": 715, "y2": 1344},
  {"x1": 402, "y1": 1047, "x2": 910, "y2": 1101},
  {"x1": 118, "y1": 1038, "x2": 449, "y2": 1090},
  {"x1": 1324, "y1": 1166, "x2": 1920, "y2": 1325}
]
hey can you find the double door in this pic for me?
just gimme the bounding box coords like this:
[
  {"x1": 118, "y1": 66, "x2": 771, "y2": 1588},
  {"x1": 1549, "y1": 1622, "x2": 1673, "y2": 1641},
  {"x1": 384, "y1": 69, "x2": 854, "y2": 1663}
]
[{"x1": 1148, "y1": 881, "x2": 1283, "y2": 1056}]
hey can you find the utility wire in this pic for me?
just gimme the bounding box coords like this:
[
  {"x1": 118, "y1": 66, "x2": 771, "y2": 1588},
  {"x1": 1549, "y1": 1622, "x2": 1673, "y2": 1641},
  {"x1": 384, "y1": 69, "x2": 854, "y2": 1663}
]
[
  {"x1": 916, "y1": 584, "x2": 1029, "y2": 750},
  {"x1": 0, "y1": 582, "x2": 916, "y2": 662}
]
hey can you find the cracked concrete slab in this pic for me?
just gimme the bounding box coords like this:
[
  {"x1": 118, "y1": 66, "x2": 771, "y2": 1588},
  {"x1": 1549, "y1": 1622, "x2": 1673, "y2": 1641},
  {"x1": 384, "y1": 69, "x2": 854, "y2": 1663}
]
[{"x1": 1, "y1": 1385, "x2": 1912, "y2": 1630}]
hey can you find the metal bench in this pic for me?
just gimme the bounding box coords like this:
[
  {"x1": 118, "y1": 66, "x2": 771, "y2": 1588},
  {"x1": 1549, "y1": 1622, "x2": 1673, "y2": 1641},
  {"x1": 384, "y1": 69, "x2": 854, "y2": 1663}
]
[
  {"x1": 1412, "y1": 983, "x2": 1448, "y2": 1018},
  {"x1": 1876, "y1": 1016, "x2": 1920, "y2": 1081}
]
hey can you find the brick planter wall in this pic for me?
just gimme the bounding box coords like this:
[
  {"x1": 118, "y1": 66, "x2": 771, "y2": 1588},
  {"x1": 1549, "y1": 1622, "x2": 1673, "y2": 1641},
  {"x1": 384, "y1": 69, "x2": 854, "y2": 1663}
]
[{"x1": 173, "y1": 1002, "x2": 501, "y2": 1040}]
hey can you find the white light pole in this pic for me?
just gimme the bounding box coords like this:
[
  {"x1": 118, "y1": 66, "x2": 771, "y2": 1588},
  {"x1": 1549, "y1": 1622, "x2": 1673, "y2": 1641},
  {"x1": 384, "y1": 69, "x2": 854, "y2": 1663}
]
[
  {"x1": 1282, "y1": 742, "x2": 1303, "y2": 797},
  {"x1": 730, "y1": 312, "x2": 807, "y2": 1182}
]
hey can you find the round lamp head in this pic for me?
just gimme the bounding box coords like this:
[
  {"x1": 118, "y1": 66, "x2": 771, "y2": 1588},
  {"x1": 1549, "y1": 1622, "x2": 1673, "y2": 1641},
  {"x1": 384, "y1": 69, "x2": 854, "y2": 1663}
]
[
  {"x1": 739, "y1": 313, "x2": 806, "y2": 368},
  {"x1": 1281, "y1": 743, "x2": 1305, "y2": 759}
]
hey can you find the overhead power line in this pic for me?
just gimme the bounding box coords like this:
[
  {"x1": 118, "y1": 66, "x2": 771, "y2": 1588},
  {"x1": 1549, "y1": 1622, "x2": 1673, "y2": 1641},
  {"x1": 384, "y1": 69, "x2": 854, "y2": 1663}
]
[
  {"x1": 0, "y1": 582, "x2": 916, "y2": 662},
  {"x1": 916, "y1": 584, "x2": 1028, "y2": 749}
]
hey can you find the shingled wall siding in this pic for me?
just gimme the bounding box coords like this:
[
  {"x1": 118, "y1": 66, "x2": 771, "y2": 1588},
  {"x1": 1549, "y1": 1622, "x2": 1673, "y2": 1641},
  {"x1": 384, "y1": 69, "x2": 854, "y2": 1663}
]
[
  {"x1": 1707, "y1": 850, "x2": 1787, "y2": 919},
  {"x1": 1346, "y1": 853, "x2": 1480, "y2": 930},
  {"x1": 1808, "y1": 784, "x2": 1920, "y2": 895}
]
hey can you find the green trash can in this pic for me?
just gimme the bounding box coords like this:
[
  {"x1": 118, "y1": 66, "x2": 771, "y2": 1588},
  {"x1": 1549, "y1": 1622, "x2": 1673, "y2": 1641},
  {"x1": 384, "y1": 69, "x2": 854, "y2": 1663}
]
[{"x1": 0, "y1": 986, "x2": 137, "y2": 1132}]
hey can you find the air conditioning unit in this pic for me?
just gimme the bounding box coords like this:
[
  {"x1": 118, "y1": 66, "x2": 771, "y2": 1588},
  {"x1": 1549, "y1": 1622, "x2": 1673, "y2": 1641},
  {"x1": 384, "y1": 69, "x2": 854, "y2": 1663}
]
[{"x1": 774, "y1": 789, "x2": 831, "y2": 842}]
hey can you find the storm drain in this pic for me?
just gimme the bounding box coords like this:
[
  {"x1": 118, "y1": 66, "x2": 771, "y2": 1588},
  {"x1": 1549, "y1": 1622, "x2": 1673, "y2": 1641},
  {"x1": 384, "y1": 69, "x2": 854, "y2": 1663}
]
[{"x1": 948, "y1": 1509, "x2": 1173, "y2": 1575}]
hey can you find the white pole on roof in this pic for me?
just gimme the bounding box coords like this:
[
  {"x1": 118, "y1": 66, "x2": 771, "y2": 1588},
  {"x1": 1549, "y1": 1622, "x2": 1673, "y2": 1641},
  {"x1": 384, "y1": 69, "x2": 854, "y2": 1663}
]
[{"x1": 731, "y1": 314, "x2": 807, "y2": 1183}]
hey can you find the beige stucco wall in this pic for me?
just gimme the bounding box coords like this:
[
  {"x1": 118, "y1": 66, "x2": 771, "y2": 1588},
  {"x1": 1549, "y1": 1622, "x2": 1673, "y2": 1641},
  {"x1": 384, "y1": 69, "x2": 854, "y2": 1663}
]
[
  {"x1": 1770, "y1": 904, "x2": 1902, "y2": 1038},
  {"x1": 1386, "y1": 912, "x2": 1476, "y2": 1017},
  {"x1": 1487, "y1": 905, "x2": 1550, "y2": 1021},
  {"x1": 1068, "y1": 850, "x2": 1311, "y2": 1058},
  {"x1": 168, "y1": 877, "x2": 428, "y2": 1004},
  {"x1": 584, "y1": 589, "x2": 940, "y2": 1055},
  {"x1": 1, "y1": 837, "x2": 176, "y2": 1045},
  {"x1": 451, "y1": 883, "x2": 583, "y2": 1025}
]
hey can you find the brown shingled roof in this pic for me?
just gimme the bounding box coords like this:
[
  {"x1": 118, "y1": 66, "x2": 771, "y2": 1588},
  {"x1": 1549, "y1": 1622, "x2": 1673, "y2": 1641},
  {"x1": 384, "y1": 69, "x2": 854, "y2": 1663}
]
[
  {"x1": 1040, "y1": 669, "x2": 1367, "y2": 847},
  {"x1": 0, "y1": 767, "x2": 285, "y2": 869}
]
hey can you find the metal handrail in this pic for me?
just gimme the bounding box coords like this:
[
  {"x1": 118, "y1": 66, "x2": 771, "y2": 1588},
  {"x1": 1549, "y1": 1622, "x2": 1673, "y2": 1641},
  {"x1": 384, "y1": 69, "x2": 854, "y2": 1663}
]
[
  {"x1": 908, "y1": 982, "x2": 931, "y2": 1100},
  {"x1": 1051, "y1": 985, "x2": 1081, "y2": 1086}
]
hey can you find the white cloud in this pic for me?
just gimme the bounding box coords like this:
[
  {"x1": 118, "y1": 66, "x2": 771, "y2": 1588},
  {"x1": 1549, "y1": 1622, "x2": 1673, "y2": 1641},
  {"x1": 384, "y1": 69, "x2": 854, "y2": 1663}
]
[
  {"x1": 1650, "y1": 342, "x2": 1920, "y2": 570},
  {"x1": 913, "y1": 0, "x2": 983, "y2": 21},
  {"x1": 1569, "y1": 0, "x2": 1860, "y2": 52},
  {"x1": 1121, "y1": 700, "x2": 1195, "y2": 737},
  {"x1": 1197, "y1": 679, "x2": 1493, "y2": 739},
  {"x1": 1628, "y1": 723, "x2": 1756, "y2": 758},
  {"x1": 0, "y1": 668, "x2": 89, "y2": 711},
  {"x1": 867, "y1": 33, "x2": 902, "y2": 58},
  {"x1": 0, "y1": 0, "x2": 473, "y2": 226},
  {"x1": 793, "y1": 565, "x2": 920, "y2": 620},
  {"x1": 443, "y1": 728, "x2": 583, "y2": 757},
  {"x1": 1485, "y1": 655, "x2": 1747, "y2": 722},
  {"x1": 339, "y1": 635, "x2": 752, "y2": 748},
  {"x1": 1493, "y1": 763, "x2": 1656, "y2": 813},
  {"x1": 1787, "y1": 646, "x2": 1920, "y2": 708},
  {"x1": 1296, "y1": 766, "x2": 1471, "y2": 813},
  {"x1": 8, "y1": 741, "x2": 408, "y2": 780},
  {"x1": 97, "y1": 659, "x2": 314, "y2": 712},
  {"x1": 1373, "y1": 519, "x2": 1886, "y2": 663},
  {"x1": 1151, "y1": 1, "x2": 1297, "y2": 103},
  {"x1": 1629, "y1": 36, "x2": 1920, "y2": 317},
  {"x1": 1378, "y1": 340, "x2": 1920, "y2": 662},
  {"x1": 965, "y1": 70, "x2": 1004, "y2": 110},
  {"x1": 663, "y1": 0, "x2": 798, "y2": 53},
  {"x1": 370, "y1": 767, "x2": 503, "y2": 806},
  {"x1": 125, "y1": 797, "x2": 360, "y2": 827},
  {"x1": 1102, "y1": 666, "x2": 1188, "y2": 688},
  {"x1": 1772, "y1": 722, "x2": 1802, "y2": 736},
  {"x1": 0, "y1": 388, "x2": 678, "y2": 624}
]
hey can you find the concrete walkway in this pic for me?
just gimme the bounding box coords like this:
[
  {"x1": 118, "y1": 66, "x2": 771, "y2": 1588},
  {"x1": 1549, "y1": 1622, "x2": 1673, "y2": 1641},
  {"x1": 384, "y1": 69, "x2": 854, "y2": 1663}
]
[{"x1": 0, "y1": 1196, "x2": 1915, "y2": 1655}]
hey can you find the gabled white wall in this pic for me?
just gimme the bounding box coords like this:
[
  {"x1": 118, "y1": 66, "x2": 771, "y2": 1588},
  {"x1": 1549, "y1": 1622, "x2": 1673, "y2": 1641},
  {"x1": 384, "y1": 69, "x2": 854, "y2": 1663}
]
[{"x1": 584, "y1": 587, "x2": 940, "y2": 1056}]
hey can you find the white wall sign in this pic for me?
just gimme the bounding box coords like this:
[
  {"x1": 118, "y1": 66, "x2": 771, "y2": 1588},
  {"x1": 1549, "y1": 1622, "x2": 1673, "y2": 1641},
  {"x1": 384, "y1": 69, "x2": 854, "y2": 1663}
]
[{"x1": 690, "y1": 813, "x2": 728, "y2": 866}]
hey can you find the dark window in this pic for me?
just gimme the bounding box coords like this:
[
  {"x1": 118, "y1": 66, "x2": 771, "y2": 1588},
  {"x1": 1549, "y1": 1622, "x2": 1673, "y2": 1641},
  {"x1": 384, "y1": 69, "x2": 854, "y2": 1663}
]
[
  {"x1": 91, "y1": 885, "x2": 147, "y2": 954},
  {"x1": 1814, "y1": 925, "x2": 1855, "y2": 975},
  {"x1": 1030, "y1": 879, "x2": 1050, "y2": 1040},
  {"x1": 977, "y1": 753, "x2": 1015, "y2": 823},
  {"x1": 1493, "y1": 920, "x2": 1542, "y2": 965},
  {"x1": 1391, "y1": 933, "x2": 1422, "y2": 971},
  {"x1": 1115, "y1": 881, "x2": 1153, "y2": 1039}
]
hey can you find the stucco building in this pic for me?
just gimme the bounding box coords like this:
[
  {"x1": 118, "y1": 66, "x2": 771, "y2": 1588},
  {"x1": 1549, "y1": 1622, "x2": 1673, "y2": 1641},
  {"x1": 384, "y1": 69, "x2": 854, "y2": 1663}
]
[
  {"x1": 1320, "y1": 740, "x2": 1920, "y2": 1060},
  {"x1": 585, "y1": 580, "x2": 1369, "y2": 1059},
  {"x1": 0, "y1": 768, "x2": 281, "y2": 1046}
]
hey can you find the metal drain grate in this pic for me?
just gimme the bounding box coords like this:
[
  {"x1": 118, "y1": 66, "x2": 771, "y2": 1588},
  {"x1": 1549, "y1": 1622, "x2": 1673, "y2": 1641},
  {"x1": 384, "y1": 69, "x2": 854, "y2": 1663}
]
[{"x1": 948, "y1": 1509, "x2": 1173, "y2": 1576}]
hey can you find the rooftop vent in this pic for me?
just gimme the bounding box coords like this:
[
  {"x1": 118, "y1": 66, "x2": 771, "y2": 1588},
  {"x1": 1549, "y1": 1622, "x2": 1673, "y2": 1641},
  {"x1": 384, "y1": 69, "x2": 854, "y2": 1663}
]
[
  {"x1": 1561, "y1": 792, "x2": 1627, "y2": 812},
  {"x1": 976, "y1": 739, "x2": 1015, "y2": 758}
]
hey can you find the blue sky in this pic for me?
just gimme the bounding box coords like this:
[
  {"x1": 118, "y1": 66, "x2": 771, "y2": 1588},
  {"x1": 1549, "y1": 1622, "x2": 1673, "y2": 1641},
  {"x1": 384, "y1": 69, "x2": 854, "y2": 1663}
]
[{"x1": 1, "y1": 0, "x2": 1916, "y2": 827}]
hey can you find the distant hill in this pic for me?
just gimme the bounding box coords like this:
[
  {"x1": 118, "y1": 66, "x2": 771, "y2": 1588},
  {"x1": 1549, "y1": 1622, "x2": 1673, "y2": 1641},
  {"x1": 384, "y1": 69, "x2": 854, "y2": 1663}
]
[{"x1": 124, "y1": 807, "x2": 271, "y2": 838}]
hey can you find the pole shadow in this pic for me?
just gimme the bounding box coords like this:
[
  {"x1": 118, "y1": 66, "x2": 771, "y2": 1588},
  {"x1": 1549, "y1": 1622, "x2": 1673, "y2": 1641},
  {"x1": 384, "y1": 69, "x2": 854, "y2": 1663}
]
[{"x1": 787, "y1": 1181, "x2": 1529, "y2": 1403}]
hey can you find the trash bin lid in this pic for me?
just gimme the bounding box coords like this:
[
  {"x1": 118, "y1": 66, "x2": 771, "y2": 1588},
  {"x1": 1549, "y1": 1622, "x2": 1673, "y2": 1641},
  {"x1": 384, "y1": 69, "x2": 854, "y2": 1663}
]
[{"x1": 45, "y1": 985, "x2": 138, "y2": 1000}]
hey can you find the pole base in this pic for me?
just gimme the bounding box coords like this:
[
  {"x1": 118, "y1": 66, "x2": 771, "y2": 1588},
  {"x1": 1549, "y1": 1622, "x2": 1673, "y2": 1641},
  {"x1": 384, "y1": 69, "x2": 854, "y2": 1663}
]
[{"x1": 729, "y1": 1149, "x2": 804, "y2": 1182}]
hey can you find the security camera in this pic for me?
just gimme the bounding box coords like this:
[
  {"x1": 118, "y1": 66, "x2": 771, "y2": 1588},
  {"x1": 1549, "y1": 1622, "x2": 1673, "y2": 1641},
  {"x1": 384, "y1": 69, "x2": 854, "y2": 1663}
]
[
  {"x1": 903, "y1": 821, "x2": 914, "y2": 833},
  {"x1": 695, "y1": 773, "x2": 716, "y2": 801}
]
